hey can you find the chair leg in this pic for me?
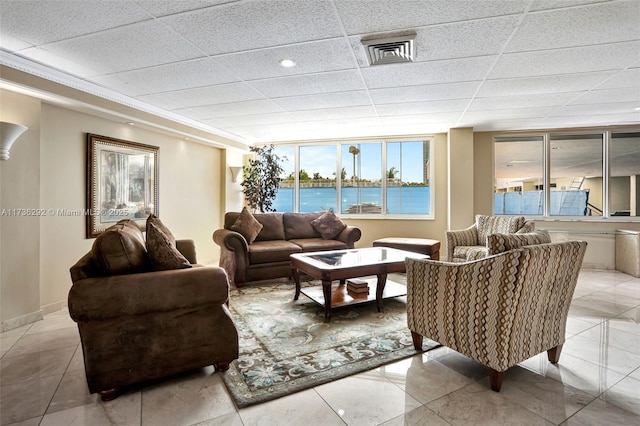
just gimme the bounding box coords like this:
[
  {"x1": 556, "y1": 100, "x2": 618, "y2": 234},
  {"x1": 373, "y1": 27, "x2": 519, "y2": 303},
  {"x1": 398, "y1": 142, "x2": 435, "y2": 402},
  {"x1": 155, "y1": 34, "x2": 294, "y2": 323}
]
[
  {"x1": 489, "y1": 369, "x2": 503, "y2": 392},
  {"x1": 215, "y1": 362, "x2": 231, "y2": 372},
  {"x1": 410, "y1": 331, "x2": 423, "y2": 350},
  {"x1": 547, "y1": 344, "x2": 563, "y2": 364},
  {"x1": 99, "y1": 388, "x2": 122, "y2": 401}
]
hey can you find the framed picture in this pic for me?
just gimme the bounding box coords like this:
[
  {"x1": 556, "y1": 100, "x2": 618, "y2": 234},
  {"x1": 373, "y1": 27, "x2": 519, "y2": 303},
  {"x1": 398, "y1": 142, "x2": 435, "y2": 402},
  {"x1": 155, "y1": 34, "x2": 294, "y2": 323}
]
[{"x1": 86, "y1": 133, "x2": 159, "y2": 238}]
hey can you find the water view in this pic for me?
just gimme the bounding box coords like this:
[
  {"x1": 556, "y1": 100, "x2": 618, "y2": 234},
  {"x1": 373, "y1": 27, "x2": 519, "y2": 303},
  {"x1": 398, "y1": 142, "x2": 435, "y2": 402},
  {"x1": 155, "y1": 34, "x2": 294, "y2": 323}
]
[{"x1": 272, "y1": 186, "x2": 431, "y2": 215}]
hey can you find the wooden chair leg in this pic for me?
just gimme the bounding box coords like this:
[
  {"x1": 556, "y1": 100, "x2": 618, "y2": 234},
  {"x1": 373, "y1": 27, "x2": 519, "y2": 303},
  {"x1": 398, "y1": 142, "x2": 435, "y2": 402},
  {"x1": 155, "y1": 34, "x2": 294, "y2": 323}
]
[
  {"x1": 411, "y1": 331, "x2": 423, "y2": 350},
  {"x1": 99, "y1": 388, "x2": 122, "y2": 401},
  {"x1": 547, "y1": 344, "x2": 563, "y2": 364},
  {"x1": 489, "y1": 369, "x2": 503, "y2": 392},
  {"x1": 215, "y1": 362, "x2": 231, "y2": 372}
]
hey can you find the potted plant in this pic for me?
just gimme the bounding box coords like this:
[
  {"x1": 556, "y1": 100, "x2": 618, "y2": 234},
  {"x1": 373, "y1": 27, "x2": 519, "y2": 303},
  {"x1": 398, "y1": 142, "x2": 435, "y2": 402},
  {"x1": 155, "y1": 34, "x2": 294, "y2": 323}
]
[{"x1": 241, "y1": 145, "x2": 285, "y2": 213}]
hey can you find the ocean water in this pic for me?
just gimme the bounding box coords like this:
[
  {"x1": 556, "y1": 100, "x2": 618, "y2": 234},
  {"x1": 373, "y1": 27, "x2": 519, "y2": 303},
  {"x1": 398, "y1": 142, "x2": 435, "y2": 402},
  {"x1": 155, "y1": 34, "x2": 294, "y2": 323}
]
[{"x1": 272, "y1": 186, "x2": 430, "y2": 214}]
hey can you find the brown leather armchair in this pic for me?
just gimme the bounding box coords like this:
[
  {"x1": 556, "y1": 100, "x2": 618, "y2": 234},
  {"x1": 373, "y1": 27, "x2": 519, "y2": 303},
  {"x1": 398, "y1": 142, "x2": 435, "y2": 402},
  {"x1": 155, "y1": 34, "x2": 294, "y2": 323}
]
[{"x1": 69, "y1": 220, "x2": 238, "y2": 400}]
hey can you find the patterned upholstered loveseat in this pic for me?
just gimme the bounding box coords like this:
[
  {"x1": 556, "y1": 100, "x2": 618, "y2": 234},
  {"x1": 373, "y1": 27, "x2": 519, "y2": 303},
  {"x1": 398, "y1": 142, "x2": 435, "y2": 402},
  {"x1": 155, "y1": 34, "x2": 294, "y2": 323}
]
[
  {"x1": 406, "y1": 236, "x2": 587, "y2": 392},
  {"x1": 445, "y1": 215, "x2": 535, "y2": 262}
]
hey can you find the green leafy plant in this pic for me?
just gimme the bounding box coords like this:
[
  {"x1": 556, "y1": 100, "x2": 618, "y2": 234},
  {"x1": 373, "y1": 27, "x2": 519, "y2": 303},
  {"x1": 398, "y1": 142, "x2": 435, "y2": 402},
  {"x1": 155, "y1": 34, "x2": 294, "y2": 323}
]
[{"x1": 241, "y1": 145, "x2": 285, "y2": 213}]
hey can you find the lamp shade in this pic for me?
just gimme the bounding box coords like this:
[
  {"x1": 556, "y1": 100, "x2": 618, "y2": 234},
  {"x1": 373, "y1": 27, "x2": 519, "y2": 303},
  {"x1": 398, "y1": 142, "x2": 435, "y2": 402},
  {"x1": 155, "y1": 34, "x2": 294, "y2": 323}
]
[{"x1": 0, "y1": 122, "x2": 28, "y2": 160}]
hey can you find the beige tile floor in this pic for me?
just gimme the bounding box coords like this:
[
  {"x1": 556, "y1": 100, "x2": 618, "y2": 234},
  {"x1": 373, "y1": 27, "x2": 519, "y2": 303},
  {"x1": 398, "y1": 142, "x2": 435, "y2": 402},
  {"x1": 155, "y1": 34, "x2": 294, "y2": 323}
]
[{"x1": 1, "y1": 269, "x2": 640, "y2": 425}]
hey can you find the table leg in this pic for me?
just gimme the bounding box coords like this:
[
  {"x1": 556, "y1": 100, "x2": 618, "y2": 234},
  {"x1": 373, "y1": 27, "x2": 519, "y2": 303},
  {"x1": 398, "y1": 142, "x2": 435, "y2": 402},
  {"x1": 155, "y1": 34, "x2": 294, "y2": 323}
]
[
  {"x1": 322, "y1": 279, "x2": 332, "y2": 322},
  {"x1": 376, "y1": 273, "x2": 387, "y2": 312},
  {"x1": 292, "y1": 267, "x2": 301, "y2": 300}
]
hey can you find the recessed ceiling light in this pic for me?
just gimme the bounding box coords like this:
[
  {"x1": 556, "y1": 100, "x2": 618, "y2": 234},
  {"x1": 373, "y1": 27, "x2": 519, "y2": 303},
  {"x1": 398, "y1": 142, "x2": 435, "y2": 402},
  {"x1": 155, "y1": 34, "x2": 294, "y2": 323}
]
[
  {"x1": 126, "y1": 121, "x2": 135, "y2": 126},
  {"x1": 279, "y1": 59, "x2": 296, "y2": 68},
  {"x1": 634, "y1": 107, "x2": 640, "y2": 111}
]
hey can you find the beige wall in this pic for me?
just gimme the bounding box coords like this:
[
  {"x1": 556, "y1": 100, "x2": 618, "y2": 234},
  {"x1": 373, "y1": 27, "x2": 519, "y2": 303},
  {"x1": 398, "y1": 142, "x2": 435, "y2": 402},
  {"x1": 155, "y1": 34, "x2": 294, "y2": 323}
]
[
  {"x1": 1, "y1": 89, "x2": 225, "y2": 329},
  {"x1": 1, "y1": 90, "x2": 42, "y2": 328}
]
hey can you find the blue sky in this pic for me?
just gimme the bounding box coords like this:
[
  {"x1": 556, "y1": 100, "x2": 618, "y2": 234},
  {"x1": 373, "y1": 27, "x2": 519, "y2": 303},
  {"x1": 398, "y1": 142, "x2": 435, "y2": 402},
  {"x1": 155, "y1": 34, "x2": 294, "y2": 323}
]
[{"x1": 274, "y1": 141, "x2": 427, "y2": 183}]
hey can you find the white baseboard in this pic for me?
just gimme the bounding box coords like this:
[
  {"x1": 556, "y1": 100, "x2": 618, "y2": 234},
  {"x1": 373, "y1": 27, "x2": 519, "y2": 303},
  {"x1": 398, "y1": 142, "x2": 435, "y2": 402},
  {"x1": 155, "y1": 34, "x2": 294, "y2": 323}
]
[
  {"x1": 41, "y1": 300, "x2": 67, "y2": 315},
  {"x1": 1, "y1": 310, "x2": 44, "y2": 332}
]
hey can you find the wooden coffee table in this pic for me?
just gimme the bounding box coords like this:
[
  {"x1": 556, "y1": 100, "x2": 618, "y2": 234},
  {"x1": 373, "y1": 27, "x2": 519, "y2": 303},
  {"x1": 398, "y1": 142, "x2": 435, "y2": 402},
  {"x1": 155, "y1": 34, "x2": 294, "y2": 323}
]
[{"x1": 290, "y1": 247, "x2": 429, "y2": 322}]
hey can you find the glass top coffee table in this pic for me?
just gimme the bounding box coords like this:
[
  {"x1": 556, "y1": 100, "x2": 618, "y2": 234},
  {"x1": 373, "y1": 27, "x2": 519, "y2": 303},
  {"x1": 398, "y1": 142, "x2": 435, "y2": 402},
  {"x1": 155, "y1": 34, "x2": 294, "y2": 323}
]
[{"x1": 290, "y1": 247, "x2": 430, "y2": 322}]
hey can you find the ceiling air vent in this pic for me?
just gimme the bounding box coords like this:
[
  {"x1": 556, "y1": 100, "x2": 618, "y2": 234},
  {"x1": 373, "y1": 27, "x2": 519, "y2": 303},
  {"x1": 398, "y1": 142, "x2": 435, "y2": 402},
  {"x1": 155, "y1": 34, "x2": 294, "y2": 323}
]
[{"x1": 362, "y1": 34, "x2": 416, "y2": 66}]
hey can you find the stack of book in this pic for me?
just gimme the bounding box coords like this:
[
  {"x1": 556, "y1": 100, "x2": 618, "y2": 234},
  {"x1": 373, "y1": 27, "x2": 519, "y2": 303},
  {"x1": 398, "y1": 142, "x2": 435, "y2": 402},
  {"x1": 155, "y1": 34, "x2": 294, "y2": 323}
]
[{"x1": 347, "y1": 278, "x2": 369, "y2": 297}]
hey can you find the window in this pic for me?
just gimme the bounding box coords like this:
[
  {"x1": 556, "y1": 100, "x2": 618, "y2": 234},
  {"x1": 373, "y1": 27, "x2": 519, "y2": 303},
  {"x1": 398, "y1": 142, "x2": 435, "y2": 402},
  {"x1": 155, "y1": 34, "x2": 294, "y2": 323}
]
[
  {"x1": 494, "y1": 130, "x2": 640, "y2": 219},
  {"x1": 272, "y1": 138, "x2": 433, "y2": 217},
  {"x1": 611, "y1": 132, "x2": 640, "y2": 217}
]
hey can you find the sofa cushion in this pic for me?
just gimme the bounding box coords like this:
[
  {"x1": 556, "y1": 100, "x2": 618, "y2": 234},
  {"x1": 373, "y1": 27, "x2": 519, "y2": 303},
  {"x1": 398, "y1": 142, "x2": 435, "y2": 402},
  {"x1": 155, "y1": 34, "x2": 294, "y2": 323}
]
[
  {"x1": 289, "y1": 238, "x2": 348, "y2": 252},
  {"x1": 487, "y1": 230, "x2": 551, "y2": 256},
  {"x1": 310, "y1": 209, "x2": 346, "y2": 239},
  {"x1": 146, "y1": 221, "x2": 192, "y2": 271},
  {"x1": 452, "y1": 245, "x2": 479, "y2": 261},
  {"x1": 283, "y1": 212, "x2": 322, "y2": 239},
  {"x1": 476, "y1": 215, "x2": 526, "y2": 245},
  {"x1": 91, "y1": 219, "x2": 148, "y2": 275},
  {"x1": 248, "y1": 240, "x2": 302, "y2": 264},
  {"x1": 253, "y1": 213, "x2": 286, "y2": 241},
  {"x1": 231, "y1": 207, "x2": 263, "y2": 244}
]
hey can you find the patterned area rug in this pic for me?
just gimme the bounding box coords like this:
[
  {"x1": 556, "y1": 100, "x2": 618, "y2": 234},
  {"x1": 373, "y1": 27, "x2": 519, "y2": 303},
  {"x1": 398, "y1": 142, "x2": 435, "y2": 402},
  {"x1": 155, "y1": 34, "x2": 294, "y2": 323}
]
[{"x1": 221, "y1": 274, "x2": 440, "y2": 408}]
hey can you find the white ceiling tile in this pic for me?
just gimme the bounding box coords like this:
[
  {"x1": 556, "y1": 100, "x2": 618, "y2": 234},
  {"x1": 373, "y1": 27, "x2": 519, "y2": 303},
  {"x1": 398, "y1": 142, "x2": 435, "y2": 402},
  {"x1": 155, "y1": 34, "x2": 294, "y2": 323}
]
[
  {"x1": 203, "y1": 113, "x2": 296, "y2": 128},
  {"x1": 249, "y1": 70, "x2": 366, "y2": 97},
  {"x1": 18, "y1": 47, "x2": 104, "y2": 78},
  {"x1": 490, "y1": 41, "x2": 640, "y2": 79},
  {"x1": 377, "y1": 99, "x2": 468, "y2": 116},
  {"x1": 595, "y1": 68, "x2": 640, "y2": 90},
  {"x1": 135, "y1": 0, "x2": 237, "y2": 17},
  {"x1": 335, "y1": 0, "x2": 527, "y2": 35},
  {"x1": 272, "y1": 91, "x2": 371, "y2": 111},
  {"x1": 161, "y1": 0, "x2": 342, "y2": 55},
  {"x1": 91, "y1": 58, "x2": 240, "y2": 95},
  {"x1": 181, "y1": 99, "x2": 284, "y2": 119},
  {"x1": 461, "y1": 107, "x2": 551, "y2": 122},
  {"x1": 289, "y1": 106, "x2": 377, "y2": 122},
  {"x1": 0, "y1": 1, "x2": 151, "y2": 45},
  {"x1": 153, "y1": 83, "x2": 264, "y2": 108},
  {"x1": 379, "y1": 112, "x2": 463, "y2": 125},
  {"x1": 530, "y1": 0, "x2": 613, "y2": 12},
  {"x1": 569, "y1": 88, "x2": 640, "y2": 105},
  {"x1": 215, "y1": 39, "x2": 356, "y2": 81},
  {"x1": 478, "y1": 71, "x2": 617, "y2": 96},
  {"x1": 39, "y1": 21, "x2": 204, "y2": 74},
  {"x1": 548, "y1": 101, "x2": 640, "y2": 117},
  {"x1": 468, "y1": 93, "x2": 583, "y2": 110},
  {"x1": 506, "y1": 1, "x2": 640, "y2": 52},
  {"x1": 369, "y1": 81, "x2": 480, "y2": 104},
  {"x1": 0, "y1": 33, "x2": 32, "y2": 51},
  {"x1": 362, "y1": 56, "x2": 496, "y2": 88},
  {"x1": 135, "y1": 94, "x2": 184, "y2": 110}
]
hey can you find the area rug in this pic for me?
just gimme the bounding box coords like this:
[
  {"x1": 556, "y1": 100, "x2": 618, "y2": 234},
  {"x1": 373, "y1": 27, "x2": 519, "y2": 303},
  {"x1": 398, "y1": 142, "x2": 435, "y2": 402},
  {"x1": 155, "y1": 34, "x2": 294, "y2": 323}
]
[{"x1": 221, "y1": 274, "x2": 440, "y2": 408}]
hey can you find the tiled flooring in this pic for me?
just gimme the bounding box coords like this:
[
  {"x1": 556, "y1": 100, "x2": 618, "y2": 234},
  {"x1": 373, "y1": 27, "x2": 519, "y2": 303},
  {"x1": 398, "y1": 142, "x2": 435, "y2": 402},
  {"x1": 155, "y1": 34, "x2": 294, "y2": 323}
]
[{"x1": 1, "y1": 269, "x2": 640, "y2": 425}]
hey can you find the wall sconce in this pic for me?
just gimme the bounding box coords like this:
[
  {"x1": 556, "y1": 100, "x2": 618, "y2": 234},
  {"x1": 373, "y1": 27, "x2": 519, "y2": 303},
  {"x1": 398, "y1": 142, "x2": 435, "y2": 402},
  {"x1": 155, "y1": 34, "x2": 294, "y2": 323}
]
[
  {"x1": 229, "y1": 166, "x2": 243, "y2": 183},
  {"x1": 0, "y1": 122, "x2": 29, "y2": 160}
]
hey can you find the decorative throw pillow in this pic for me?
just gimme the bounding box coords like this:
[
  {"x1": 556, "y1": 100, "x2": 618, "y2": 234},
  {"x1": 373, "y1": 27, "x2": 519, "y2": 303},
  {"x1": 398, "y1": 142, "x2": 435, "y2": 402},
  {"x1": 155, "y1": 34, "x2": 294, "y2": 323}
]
[
  {"x1": 146, "y1": 221, "x2": 192, "y2": 271},
  {"x1": 230, "y1": 207, "x2": 263, "y2": 244},
  {"x1": 487, "y1": 229, "x2": 551, "y2": 256},
  {"x1": 311, "y1": 208, "x2": 347, "y2": 240},
  {"x1": 91, "y1": 219, "x2": 148, "y2": 275},
  {"x1": 146, "y1": 213, "x2": 175, "y2": 244}
]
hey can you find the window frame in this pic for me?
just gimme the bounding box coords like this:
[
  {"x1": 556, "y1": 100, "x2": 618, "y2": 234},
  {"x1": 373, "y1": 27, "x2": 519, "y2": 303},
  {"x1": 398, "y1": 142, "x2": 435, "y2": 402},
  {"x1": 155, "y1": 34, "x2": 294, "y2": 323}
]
[
  {"x1": 493, "y1": 128, "x2": 640, "y2": 221},
  {"x1": 273, "y1": 137, "x2": 435, "y2": 219}
]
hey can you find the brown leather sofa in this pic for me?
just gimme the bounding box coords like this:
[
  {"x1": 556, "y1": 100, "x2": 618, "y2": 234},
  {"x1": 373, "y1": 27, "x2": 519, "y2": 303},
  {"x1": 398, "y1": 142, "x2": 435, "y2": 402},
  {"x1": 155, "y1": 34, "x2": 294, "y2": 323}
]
[
  {"x1": 213, "y1": 212, "x2": 361, "y2": 286},
  {"x1": 69, "y1": 218, "x2": 238, "y2": 400}
]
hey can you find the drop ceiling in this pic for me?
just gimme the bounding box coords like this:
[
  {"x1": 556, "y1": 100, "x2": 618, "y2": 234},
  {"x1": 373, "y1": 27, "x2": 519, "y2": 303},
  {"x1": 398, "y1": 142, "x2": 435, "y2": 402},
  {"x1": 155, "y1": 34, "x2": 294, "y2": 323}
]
[{"x1": 1, "y1": 0, "x2": 639, "y2": 146}]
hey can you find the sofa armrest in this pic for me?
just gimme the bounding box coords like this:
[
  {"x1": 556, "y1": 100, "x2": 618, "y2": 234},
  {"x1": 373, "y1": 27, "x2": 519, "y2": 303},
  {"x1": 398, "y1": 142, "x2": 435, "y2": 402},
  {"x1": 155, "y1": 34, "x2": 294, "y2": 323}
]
[
  {"x1": 336, "y1": 225, "x2": 362, "y2": 248},
  {"x1": 68, "y1": 266, "x2": 230, "y2": 322},
  {"x1": 213, "y1": 229, "x2": 249, "y2": 253},
  {"x1": 176, "y1": 239, "x2": 197, "y2": 264},
  {"x1": 444, "y1": 224, "x2": 478, "y2": 261}
]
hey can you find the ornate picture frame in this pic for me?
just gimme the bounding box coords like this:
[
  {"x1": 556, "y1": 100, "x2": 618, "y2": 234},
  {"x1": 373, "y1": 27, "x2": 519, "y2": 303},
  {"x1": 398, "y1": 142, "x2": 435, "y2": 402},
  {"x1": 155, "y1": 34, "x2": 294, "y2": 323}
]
[{"x1": 86, "y1": 133, "x2": 159, "y2": 238}]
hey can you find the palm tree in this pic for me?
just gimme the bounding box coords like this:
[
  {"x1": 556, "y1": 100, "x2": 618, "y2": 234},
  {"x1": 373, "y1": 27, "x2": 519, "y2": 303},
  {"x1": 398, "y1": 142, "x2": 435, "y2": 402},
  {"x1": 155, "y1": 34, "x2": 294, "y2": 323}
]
[{"x1": 348, "y1": 145, "x2": 360, "y2": 185}]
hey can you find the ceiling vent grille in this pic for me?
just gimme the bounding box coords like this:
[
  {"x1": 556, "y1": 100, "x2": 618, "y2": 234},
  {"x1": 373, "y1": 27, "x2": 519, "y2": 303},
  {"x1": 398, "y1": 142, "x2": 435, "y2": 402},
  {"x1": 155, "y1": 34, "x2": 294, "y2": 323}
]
[{"x1": 362, "y1": 34, "x2": 416, "y2": 66}]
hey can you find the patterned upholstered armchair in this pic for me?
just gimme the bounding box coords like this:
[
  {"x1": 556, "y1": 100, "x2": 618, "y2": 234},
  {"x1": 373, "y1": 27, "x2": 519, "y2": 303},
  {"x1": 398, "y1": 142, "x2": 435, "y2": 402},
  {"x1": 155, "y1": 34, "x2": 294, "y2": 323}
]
[
  {"x1": 406, "y1": 238, "x2": 587, "y2": 392},
  {"x1": 445, "y1": 215, "x2": 535, "y2": 262}
]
